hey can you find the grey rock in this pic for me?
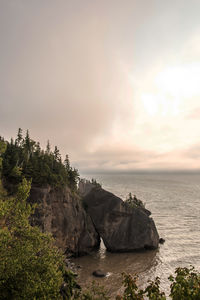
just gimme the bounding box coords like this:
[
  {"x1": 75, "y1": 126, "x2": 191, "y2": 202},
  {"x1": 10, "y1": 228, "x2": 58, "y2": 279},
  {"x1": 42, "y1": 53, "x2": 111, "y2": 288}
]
[
  {"x1": 28, "y1": 185, "x2": 100, "y2": 256},
  {"x1": 82, "y1": 187, "x2": 159, "y2": 252},
  {"x1": 92, "y1": 270, "x2": 107, "y2": 277},
  {"x1": 159, "y1": 238, "x2": 165, "y2": 244},
  {"x1": 78, "y1": 179, "x2": 95, "y2": 197}
]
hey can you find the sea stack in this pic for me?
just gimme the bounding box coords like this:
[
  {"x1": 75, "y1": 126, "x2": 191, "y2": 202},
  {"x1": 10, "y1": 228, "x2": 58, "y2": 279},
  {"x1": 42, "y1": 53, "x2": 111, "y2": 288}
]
[{"x1": 81, "y1": 184, "x2": 159, "y2": 252}]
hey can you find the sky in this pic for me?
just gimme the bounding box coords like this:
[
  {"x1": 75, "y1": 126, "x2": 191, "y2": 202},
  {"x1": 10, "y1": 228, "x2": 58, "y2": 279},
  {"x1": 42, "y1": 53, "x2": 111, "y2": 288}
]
[{"x1": 1, "y1": 0, "x2": 200, "y2": 172}]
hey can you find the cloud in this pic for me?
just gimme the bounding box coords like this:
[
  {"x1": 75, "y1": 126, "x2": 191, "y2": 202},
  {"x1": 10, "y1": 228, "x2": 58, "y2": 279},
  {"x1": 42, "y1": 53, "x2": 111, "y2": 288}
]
[
  {"x1": 183, "y1": 144, "x2": 200, "y2": 159},
  {"x1": 185, "y1": 106, "x2": 200, "y2": 120},
  {"x1": 1, "y1": 1, "x2": 200, "y2": 171},
  {"x1": 75, "y1": 149, "x2": 158, "y2": 172},
  {"x1": 0, "y1": 1, "x2": 134, "y2": 154}
]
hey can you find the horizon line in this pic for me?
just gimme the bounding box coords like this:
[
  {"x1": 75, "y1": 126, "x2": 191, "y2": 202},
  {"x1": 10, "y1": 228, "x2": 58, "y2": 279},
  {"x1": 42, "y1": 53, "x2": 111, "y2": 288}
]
[{"x1": 80, "y1": 169, "x2": 200, "y2": 174}]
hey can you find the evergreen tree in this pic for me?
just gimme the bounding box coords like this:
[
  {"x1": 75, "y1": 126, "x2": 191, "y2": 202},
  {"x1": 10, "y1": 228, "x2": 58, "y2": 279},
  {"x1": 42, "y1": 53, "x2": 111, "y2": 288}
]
[
  {"x1": 24, "y1": 130, "x2": 31, "y2": 153},
  {"x1": 1, "y1": 130, "x2": 79, "y2": 189},
  {"x1": 35, "y1": 142, "x2": 41, "y2": 154},
  {"x1": 46, "y1": 140, "x2": 51, "y2": 154},
  {"x1": 0, "y1": 140, "x2": 7, "y2": 175},
  {"x1": 68, "y1": 167, "x2": 79, "y2": 190},
  {"x1": 64, "y1": 154, "x2": 70, "y2": 172},
  {"x1": 15, "y1": 128, "x2": 23, "y2": 147},
  {"x1": 54, "y1": 146, "x2": 61, "y2": 162}
]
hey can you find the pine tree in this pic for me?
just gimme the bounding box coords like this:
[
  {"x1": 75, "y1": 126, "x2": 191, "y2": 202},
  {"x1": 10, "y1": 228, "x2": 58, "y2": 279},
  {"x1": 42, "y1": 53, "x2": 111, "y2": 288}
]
[
  {"x1": 24, "y1": 130, "x2": 30, "y2": 151},
  {"x1": 46, "y1": 140, "x2": 51, "y2": 154},
  {"x1": 0, "y1": 140, "x2": 7, "y2": 175},
  {"x1": 1, "y1": 129, "x2": 79, "y2": 188},
  {"x1": 35, "y1": 142, "x2": 41, "y2": 154},
  {"x1": 54, "y1": 146, "x2": 61, "y2": 162},
  {"x1": 64, "y1": 154, "x2": 70, "y2": 172},
  {"x1": 15, "y1": 128, "x2": 23, "y2": 147}
]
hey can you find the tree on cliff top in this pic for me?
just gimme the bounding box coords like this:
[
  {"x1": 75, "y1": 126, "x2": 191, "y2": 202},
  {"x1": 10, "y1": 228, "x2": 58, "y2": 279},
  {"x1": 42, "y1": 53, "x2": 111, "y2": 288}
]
[
  {"x1": 1, "y1": 129, "x2": 79, "y2": 189},
  {"x1": 0, "y1": 138, "x2": 7, "y2": 174}
]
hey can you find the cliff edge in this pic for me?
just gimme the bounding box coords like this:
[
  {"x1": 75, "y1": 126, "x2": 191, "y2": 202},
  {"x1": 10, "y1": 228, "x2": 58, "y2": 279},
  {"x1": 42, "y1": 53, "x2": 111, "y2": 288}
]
[
  {"x1": 29, "y1": 181, "x2": 159, "y2": 256},
  {"x1": 28, "y1": 185, "x2": 100, "y2": 257}
]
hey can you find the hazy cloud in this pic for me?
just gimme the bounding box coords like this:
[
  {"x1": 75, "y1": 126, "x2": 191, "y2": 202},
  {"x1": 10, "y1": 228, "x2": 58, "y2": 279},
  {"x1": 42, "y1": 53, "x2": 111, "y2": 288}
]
[
  {"x1": 1, "y1": 0, "x2": 200, "y2": 171},
  {"x1": 186, "y1": 107, "x2": 200, "y2": 120}
]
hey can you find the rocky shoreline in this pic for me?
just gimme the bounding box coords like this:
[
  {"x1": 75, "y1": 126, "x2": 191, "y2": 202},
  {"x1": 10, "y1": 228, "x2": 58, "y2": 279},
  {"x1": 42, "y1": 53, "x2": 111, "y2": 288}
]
[{"x1": 28, "y1": 179, "x2": 160, "y2": 257}]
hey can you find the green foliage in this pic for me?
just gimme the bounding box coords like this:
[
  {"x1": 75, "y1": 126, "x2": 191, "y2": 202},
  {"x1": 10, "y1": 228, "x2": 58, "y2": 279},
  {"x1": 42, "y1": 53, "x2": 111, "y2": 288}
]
[
  {"x1": 91, "y1": 178, "x2": 102, "y2": 188},
  {"x1": 61, "y1": 270, "x2": 81, "y2": 299},
  {"x1": 125, "y1": 193, "x2": 145, "y2": 209},
  {"x1": 169, "y1": 266, "x2": 200, "y2": 300},
  {"x1": 144, "y1": 277, "x2": 166, "y2": 300},
  {"x1": 115, "y1": 269, "x2": 200, "y2": 300},
  {"x1": 0, "y1": 138, "x2": 7, "y2": 175},
  {"x1": 1, "y1": 129, "x2": 79, "y2": 189},
  {"x1": 9, "y1": 166, "x2": 22, "y2": 182},
  {"x1": 0, "y1": 178, "x2": 66, "y2": 300},
  {"x1": 117, "y1": 273, "x2": 144, "y2": 299},
  {"x1": 61, "y1": 277, "x2": 110, "y2": 300},
  {"x1": 80, "y1": 281, "x2": 110, "y2": 300}
]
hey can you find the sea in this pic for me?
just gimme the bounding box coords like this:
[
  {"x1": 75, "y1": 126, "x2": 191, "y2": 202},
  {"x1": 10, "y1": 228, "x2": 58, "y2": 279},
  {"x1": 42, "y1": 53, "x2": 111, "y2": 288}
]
[{"x1": 72, "y1": 172, "x2": 200, "y2": 298}]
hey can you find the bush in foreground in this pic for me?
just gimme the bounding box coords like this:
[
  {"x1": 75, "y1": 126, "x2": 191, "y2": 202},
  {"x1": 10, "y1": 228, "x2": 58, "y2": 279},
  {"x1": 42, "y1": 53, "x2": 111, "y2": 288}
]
[
  {"x1": 0, "y1": 178, "x2": 66, "y2": 299},
  {"x1": 118, "y1": 267, "x2": 200, "y2": 300}
]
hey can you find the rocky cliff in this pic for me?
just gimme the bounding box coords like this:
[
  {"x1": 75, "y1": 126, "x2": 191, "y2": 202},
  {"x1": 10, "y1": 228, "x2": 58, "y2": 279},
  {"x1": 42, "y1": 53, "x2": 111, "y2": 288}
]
[
  {"x1": 82, "y1": 186, "x2": 159, "y2": 252},
  {"x1": 28, "y1": 181, "x2": 159, "y2": 256},
  {"x1": 28, "y1": 185, "x2": 100, "y2": 257}
]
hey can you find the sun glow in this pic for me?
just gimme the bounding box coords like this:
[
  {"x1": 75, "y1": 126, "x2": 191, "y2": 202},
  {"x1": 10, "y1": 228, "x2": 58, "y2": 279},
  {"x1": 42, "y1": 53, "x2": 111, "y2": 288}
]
[
  {"x1": 139, "y1": 63, "x2": 200, "y2": 117},
  {"x1": 155, "y1": 64, "x2": 200, "y2": 97},
  {"x1": 141, "y1": 94, "x2": 179, "y2": 117}
]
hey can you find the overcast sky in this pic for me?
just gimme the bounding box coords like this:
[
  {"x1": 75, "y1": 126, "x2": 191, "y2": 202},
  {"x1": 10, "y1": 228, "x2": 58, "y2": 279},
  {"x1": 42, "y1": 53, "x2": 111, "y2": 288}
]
[{"x1": 1, "y1": 0, "x2": 200, "y2": 172}]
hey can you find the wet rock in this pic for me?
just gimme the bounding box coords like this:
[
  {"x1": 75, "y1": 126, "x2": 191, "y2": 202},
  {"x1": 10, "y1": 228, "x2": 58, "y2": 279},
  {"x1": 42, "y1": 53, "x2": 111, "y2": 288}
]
[
  {"x1": 82, "y1": 187, "x2": 159, "y2": 252},
  {"x1": 65, "y1": 259, "x2": 81, "y2": 272},
  {"x1": 92, "y1": 270, "x2": 107, "y2": 277},
  {"x1": 159, "y1": 238, "x2": 165, "y2": 244}
]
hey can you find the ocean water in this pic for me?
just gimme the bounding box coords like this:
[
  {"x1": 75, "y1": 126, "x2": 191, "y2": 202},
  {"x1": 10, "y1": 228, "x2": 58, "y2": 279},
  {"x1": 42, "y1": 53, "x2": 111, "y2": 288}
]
[{"x1": 73, "y1": 172, "x2": 200, "y2": 298}]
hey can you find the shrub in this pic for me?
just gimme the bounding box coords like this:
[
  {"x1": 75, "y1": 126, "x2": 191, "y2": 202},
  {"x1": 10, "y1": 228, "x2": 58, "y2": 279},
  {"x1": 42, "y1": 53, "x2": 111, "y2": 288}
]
[
  {"x1": 125, "y1": 193, "x2": 145, "y2": 209},
  {"x1": 0, "y1": 178, "x2": 66, "y2": 299},
  {"x1": 169, "y1": 266, "x2": 200, "y2": 300},
  {"x1": 116, "y1": 268, "x2": 200, "y2": 300}
]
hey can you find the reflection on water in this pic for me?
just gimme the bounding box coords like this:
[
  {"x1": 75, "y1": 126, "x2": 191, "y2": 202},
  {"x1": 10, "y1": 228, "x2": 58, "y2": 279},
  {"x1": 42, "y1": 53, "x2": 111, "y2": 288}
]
[
  {"x1": 72, "y1": 240, "x2": 159, "y2": 297},
  {"x1": 98, "y1": 239, "x2": 106, "y2": 259},
  {"x1": 73, "y1": 172, "x2": 200, "y2": 298}
]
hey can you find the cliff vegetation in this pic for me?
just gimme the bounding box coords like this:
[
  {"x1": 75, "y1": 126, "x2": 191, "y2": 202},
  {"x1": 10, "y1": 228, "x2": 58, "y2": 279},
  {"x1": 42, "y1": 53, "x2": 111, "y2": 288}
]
[
  {"x1": 0, "y1": 128, "x2": 79, "y2": 190},
  {"x1": 0, "y1": 141, "x2": 67, "y2": 299}
]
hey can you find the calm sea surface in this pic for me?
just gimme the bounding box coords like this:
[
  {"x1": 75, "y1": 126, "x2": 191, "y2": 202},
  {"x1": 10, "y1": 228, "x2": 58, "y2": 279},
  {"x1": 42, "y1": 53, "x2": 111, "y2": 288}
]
[{"x1": 73, "y1": 172, "x2": 200, "y2": 298}]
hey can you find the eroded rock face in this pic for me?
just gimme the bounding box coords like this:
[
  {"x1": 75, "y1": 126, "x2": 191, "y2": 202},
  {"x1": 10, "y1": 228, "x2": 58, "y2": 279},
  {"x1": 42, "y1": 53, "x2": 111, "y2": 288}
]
[
  {"x1": 82, "y1": 187, "x2": 159, "y2": 252},
  {"x1": 28, "y1": 185, "x2": 100, "y2": 256}
]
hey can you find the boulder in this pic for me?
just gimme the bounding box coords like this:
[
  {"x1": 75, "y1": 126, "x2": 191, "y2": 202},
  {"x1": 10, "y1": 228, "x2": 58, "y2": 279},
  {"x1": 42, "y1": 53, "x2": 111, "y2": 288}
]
[
  {"x1": 28, "y1": 185, "x2": 100, "y2": 256},
  {"x1": 92, "y1": 270, "x2": 107, "y2": 277},
  {"x1": 82, "y1": 187, "x2": 159, "y2": 252},
  {"x1": 159, "y1": 238, "x2": 165, "y2": 244}
]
